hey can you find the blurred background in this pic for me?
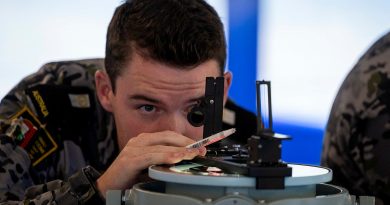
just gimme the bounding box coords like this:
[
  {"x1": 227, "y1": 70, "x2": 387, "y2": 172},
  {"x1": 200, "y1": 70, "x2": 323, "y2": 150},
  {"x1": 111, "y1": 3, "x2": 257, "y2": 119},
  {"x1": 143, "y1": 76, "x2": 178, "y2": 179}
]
[{"x1": 1, "y1": 0, "x2": 389, "y2": 165}]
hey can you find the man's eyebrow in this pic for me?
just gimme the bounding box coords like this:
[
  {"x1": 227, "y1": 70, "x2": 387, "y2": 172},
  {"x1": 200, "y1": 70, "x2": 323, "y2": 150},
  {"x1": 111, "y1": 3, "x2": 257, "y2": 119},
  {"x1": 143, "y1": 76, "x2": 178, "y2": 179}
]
[
  {"x1": 188, "y1": 96, "x2": 205, "y2": 103},
  {"x1": 128, "y1": 94, "x2": 160, "y2": 104}
]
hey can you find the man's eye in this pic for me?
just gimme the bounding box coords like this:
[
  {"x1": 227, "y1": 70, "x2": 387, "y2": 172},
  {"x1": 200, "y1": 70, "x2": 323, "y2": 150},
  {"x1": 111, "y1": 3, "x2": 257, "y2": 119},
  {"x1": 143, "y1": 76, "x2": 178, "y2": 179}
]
[
  {"x1": 186, "y1": 103, "x2": 198, "y2": 113},
  {"x1": 139, "y1": 105, "x2": 156, "y2": 113}
]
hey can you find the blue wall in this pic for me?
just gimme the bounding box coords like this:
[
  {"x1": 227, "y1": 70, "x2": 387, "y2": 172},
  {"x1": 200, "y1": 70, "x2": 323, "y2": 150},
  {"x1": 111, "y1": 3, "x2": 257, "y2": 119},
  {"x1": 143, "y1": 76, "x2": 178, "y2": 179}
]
[{"x1": 228, "y1": 0, "x2": 258, "y2": 114}]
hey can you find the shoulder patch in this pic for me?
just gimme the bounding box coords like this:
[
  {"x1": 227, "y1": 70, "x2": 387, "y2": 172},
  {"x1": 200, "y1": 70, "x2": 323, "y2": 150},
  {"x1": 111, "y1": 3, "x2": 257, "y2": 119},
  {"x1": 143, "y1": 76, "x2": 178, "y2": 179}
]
[{"x1": 6, "y1": 106, "x2": 58, "y2": 166}]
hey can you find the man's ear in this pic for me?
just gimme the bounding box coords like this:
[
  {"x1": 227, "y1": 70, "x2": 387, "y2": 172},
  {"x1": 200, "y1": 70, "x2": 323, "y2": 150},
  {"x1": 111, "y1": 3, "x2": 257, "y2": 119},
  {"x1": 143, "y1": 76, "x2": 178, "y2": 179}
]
[
  {"x1": 95, "y1": 70, "x2": 114, "y2": 112},
  {"x1": 223, "y1": 71, "x2": 233, "y2": 105}
]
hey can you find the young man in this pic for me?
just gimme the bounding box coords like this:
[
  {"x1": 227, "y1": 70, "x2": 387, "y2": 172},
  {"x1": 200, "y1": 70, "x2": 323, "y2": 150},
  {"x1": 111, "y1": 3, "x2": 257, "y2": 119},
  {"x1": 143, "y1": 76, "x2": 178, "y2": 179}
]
[{"x1": 0, "y1": 0, "x2": 232, "y2": 204}]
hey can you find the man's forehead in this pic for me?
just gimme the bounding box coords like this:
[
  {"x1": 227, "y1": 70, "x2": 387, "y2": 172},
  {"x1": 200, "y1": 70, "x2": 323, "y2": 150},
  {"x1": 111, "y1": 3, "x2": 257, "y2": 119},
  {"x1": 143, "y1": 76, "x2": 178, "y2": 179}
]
[{"x1": 119, "y1": 70, "x2": 219, "y2": 93}]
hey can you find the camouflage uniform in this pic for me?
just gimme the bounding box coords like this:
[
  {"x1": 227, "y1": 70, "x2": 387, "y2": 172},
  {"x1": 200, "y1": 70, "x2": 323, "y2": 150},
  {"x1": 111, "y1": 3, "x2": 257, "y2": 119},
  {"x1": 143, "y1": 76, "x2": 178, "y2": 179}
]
[
  {"x1": 0, "y1": 59, "x2": 118, "y2": 205},
  {"x1": 0, "y1": 58, "x2": 257, "y2": 205},
  {"x1": 321, "y1": 31, "x2": 390, "y2": 205}
]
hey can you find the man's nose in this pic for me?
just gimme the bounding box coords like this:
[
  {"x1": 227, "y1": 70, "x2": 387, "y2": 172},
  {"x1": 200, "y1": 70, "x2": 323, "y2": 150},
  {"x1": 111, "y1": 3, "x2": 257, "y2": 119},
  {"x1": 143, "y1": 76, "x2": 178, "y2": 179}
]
[{"x1": 162, "y1": 113, "x2": 187, "y2": 134}]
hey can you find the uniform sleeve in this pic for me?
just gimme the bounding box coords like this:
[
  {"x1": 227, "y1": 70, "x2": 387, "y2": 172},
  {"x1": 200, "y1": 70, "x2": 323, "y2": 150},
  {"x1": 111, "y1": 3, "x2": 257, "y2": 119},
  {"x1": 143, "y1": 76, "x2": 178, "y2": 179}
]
[
  {"x1": 320, "y1": 81, "x2": 366, "y2": 190},
  {"x1": 320, "y1": 95, "x2": 365, "y2": 192},
  {"x1": 321, "y1": 32, "x2": 390, "y2": 205},
  {"x1": 0, "y1": 60, "x2": 105, "y2": 205},
  {"x1": 0, "y1": 134, "x2": 104, "y2": 205}
]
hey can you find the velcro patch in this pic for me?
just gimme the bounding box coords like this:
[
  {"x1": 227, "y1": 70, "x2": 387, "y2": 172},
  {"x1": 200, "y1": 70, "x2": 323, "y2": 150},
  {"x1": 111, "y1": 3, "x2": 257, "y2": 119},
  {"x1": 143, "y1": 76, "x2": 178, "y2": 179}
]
[
  {"x1": 6, "y1": 106, "x2": 58, "y2": 166},
  {"x1": 68, "y1": 94, "x2": 91, "y2": 108}
]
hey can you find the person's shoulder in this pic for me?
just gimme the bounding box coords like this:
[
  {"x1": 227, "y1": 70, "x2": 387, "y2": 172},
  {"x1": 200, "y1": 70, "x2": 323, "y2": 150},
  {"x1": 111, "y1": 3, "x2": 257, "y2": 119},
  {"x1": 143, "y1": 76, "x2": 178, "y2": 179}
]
[
  {"x1": 361, "y1": 31, "x2": 390, "y2": 61},
  {"x1": 41, "y1": 58, "x2": 104, "y2": 70},
  {"x1": 37, "y1": 58, "x2": 104, "y2": 84},
  {"x1": 335, "y1": 32, "x2": 390, "y2": 105}
]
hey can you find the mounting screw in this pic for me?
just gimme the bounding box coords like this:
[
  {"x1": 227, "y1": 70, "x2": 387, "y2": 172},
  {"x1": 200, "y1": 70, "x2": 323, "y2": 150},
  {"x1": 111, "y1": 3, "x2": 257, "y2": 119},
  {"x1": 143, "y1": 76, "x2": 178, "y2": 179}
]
[{"x1": 209, "y1": 99, "x2": 214, "y2": 104}]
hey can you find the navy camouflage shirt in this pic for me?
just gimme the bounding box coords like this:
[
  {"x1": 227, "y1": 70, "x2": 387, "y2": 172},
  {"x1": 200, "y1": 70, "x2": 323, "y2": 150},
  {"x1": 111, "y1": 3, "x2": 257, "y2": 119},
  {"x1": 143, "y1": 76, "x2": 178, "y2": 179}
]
[
  {"x1": 321, "y1": 31, "x2": 390, "y2": 205},
  {"x1": 0, "y1": 59, "x2": 118, "y2": 205}
]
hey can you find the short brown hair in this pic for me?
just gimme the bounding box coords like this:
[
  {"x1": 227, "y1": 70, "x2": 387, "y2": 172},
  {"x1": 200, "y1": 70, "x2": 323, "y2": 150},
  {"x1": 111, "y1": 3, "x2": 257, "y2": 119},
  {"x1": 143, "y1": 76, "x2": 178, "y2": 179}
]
[{"x1": 105, "y1": 0, "x2": 226, "y2": 91}]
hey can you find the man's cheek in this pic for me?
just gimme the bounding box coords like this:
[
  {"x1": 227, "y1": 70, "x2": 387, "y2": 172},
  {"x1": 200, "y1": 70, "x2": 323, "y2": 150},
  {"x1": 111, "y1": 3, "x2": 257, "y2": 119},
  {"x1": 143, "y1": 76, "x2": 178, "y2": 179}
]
[{"x1": 188, "y1": 127, "x2": 203, "y2": 141}]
